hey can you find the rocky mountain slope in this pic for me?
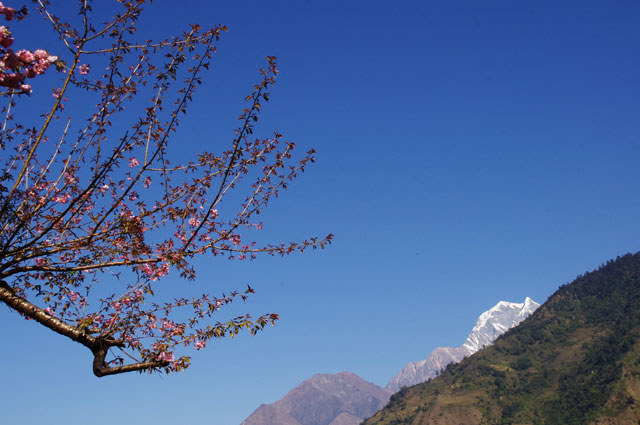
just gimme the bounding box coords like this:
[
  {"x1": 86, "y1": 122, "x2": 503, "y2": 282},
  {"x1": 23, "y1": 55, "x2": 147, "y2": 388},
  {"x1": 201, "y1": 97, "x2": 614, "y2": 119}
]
[
  {"x1": 240, "y1": 372, "x2": 391, "y2": 425},
  {"x1": 240, "y1": 298, "x2": 539, "y2": 425},
  {"x1": 363, "y1": 253, "x2": 640, "y2": 425},
  {"x1": 386, "y1": 297, "x2": 539, "y2": 392}
]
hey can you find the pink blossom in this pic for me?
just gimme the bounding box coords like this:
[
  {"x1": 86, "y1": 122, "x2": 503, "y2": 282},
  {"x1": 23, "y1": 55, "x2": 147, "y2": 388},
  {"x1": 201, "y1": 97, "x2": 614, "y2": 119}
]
[
  {"x1": 105, "y1": 315, "x2": 118, "y2": 328},
  {"x1": 210, "y1": 208, "x2": 219, "y2": 219},
  {"x1": 157, "y1": 351, "x2": 174, "y2": 363},
  {"x1": 143, "y1": 177, "x2": 152, "y2": 188},
  {"x1": 0, "y1": 25, "x2": 12, "y2": 48},
  {"x1": 195, "y1": 340, "x2": 206, "y2": 350},
  {"x1": 44, "y1": 307, "x2": 55, "y2": 316},
  {"x1": 53, "y1": 193, "x2": 71, "y2": 204},
  {"x1": 162, "y1": 320, "x2": 175, "y2": 331},
  {"x1": 34, "y1": 257, "x2": 45, "y2": 266},
  {"x1": 100, "y1": 184, "x2": 109, "y2": 193},
  {"x1": 2, "y1": 52, "x2": 18, "y2": 69},
  {"x1": 78, "y1": 63, "x2": 90, "y2": 75},
  {"x1": 188, "y1": 217, "x2": 200, "y2": 227},
  {"x1": 17, "y1": 49, "x2": 34, "y2": 64},
  {"x1": 52, "y1": 193, "x2": 70, "y2": 204},
  {"x1": 129, "y1": 157, "x2": 140, "y2": 168},
  {"x1": 64, "y1": 172, "x2": 77, "y2": 185},
  {"x1": 156, "y1": 263, "x2": 169, "y2": 278},
  {"x1": 68, "y1": 291, "x2": 78, "y2": 302},
  {"x1": 0, "y1": 3, "x2": 15, "y2": 21},
  {"x1": 141, "y1": 262, "x2": 169, "y2": 281},
  {"x1": 34, "y1": 50, "x2": 49, "y2": 60}
]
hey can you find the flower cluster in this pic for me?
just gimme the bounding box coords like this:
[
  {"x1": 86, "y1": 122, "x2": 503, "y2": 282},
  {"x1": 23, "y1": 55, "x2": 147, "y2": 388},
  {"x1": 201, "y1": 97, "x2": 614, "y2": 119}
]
[
  {"x1": 0, "y1": 3, "x2": 56, "y2": 94},
  {"x1": 0, "y1": 3, "x2": 14, "y2": 21}
]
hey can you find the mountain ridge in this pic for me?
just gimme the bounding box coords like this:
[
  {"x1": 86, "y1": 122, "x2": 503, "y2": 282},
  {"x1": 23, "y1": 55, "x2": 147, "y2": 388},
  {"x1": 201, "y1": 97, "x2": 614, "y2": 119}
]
[
  {"x1": 363, "y1": 252, "x2": 640, "y2": 425},
  {"x1": 239, "y1": 371, "x2": 390, "y2": 425},
  {"x1": 385, "y1": 297, "x2": 540, "y2": 392},
  {"x1": 240, "y1": 298, "x2": 539, "y2": 425}
]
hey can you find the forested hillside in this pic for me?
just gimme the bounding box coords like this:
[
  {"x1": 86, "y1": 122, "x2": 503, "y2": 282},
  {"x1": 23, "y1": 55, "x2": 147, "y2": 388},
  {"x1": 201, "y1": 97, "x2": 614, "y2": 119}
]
[{"x1": 363, "y1": 253, "x2": 640, "y2": 425}]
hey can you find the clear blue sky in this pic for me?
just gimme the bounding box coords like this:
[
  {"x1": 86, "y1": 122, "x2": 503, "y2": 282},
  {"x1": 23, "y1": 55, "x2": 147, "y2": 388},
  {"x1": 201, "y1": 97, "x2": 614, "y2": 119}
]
[{"x1": 2, "y1": 1, "x2": 640, "y2": 424}]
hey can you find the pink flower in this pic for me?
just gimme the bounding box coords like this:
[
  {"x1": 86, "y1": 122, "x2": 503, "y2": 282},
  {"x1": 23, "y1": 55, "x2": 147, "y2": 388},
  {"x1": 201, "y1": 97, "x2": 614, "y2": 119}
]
[
  {"x1": 129, "y1": 157, "x2": 140, "y2": 168},
  {"x1": 2, "y1": 52, "x2": 18, "y2": 69},
  {"x1": 195, "y1": 340, "x2": 206, "y2": 350},
  {"x1": 157, "y1": 352, "x2": 174, "y2": 363},
  {"x1": 44, "y1": 307, "x2": 55, "y2": 316},
  {"x1": 64, "y1": 172, "x2": 77, "y2": 185},
  {"x1": 188, "y1": 217, "x2": 200, "y2": 227},
  {"x1": 78, "y1": 64, "x2": 90, "y2": 75},
  {"x1": 210, "y1": 208, "x2": 219, "y2": 219},
  {"x1": 17, "y1": 49, "x2": 34, "y2": 64},
  {"x1": 100, "y1": 184, "x2": 109, "y2": 193},
  {"x1": 52, "y1": 193, "x2": 70, "y2": 204},
  {"x1": 34, "y1": 257, "x2": 45, "y2": 266},
  {"x1": 53, "y1": 194, "x2": 71, "y2": 204},
  {"x1": 0, "y1": 25, "x2": 12, "y2": 48},
  {"x1": 68, "y1": 291, "x2": 78, "y2": 302},
  {"x1": 0, "y1": 3, "x2": 15, "y2": 21},
  {"x1": 143, "y1": 177, "x2": 152, "y2": 188},
  {"x1": 34, "y1": 50, "x2": 49, "y2": 60},
  {"x1": 157, "y1": 263, "x2": 169, "y2": 278}
]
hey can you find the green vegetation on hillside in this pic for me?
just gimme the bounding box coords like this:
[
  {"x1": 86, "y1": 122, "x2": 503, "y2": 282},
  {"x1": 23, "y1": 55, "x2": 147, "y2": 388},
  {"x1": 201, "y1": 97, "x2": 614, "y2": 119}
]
[{"x1": 363, "y1": 253, "x2": 640, "y2": 425}]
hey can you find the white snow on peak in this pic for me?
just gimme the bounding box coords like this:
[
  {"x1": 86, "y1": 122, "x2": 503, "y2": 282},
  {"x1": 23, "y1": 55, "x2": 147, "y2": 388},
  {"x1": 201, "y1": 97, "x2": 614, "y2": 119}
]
[
  {"x1": 462, "y1": 298, "x2": 540, "y2": 353},
  {"x1": 386, "y1": 296, "x2": 540, "y2": 393}
]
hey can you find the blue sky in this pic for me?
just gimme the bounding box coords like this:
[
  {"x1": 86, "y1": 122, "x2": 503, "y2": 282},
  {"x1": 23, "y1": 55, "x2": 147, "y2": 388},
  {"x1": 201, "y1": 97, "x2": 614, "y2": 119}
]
[{"x1": 2, "y1": 1, "x2": 640, "y2": 424}]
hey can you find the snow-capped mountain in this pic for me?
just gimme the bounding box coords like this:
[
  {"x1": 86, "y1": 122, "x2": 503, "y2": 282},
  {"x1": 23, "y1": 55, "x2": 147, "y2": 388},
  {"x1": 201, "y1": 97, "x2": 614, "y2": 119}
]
[{"x1": 385, "y1": 297, "x2": 540, "y2": 393}]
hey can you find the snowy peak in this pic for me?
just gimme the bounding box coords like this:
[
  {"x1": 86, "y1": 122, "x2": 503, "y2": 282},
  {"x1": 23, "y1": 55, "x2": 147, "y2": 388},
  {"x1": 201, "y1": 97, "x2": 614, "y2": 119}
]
[
  {"x1": 386, "y1": 297, "x2": 539, "y2": 393},
  {"x1": 462, "y1": 297, "x2": 540, "y2": 353}
]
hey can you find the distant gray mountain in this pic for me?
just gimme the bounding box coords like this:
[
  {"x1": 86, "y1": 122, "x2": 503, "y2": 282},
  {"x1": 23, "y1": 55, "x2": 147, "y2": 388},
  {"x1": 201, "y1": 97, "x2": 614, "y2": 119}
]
[
  {"x1": 385, "y1": 297, "x2": 540, "y2": 392},
  {"x1": 240, "y1": 372, "x2": 390, "y2": 425},
  {"x1": 240, "y1": 298, "x2": 540, "y2": 424}
]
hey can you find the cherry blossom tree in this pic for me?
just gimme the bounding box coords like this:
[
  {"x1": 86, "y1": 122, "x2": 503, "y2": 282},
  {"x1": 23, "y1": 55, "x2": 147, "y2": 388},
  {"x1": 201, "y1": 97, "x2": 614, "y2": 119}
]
[{"x1": 0, "y1": 0, "x2": 332, "y2": 377}]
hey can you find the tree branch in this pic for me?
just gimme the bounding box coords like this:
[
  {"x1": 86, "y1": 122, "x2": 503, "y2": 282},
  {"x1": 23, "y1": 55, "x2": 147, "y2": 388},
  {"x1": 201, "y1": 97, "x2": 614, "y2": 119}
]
[
  {"x1": 0, "y1": 280, "x2": 168, "y2": 377},
  {"x1": 91, "y1": 341, "x2": 168, "y2": 377}
]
